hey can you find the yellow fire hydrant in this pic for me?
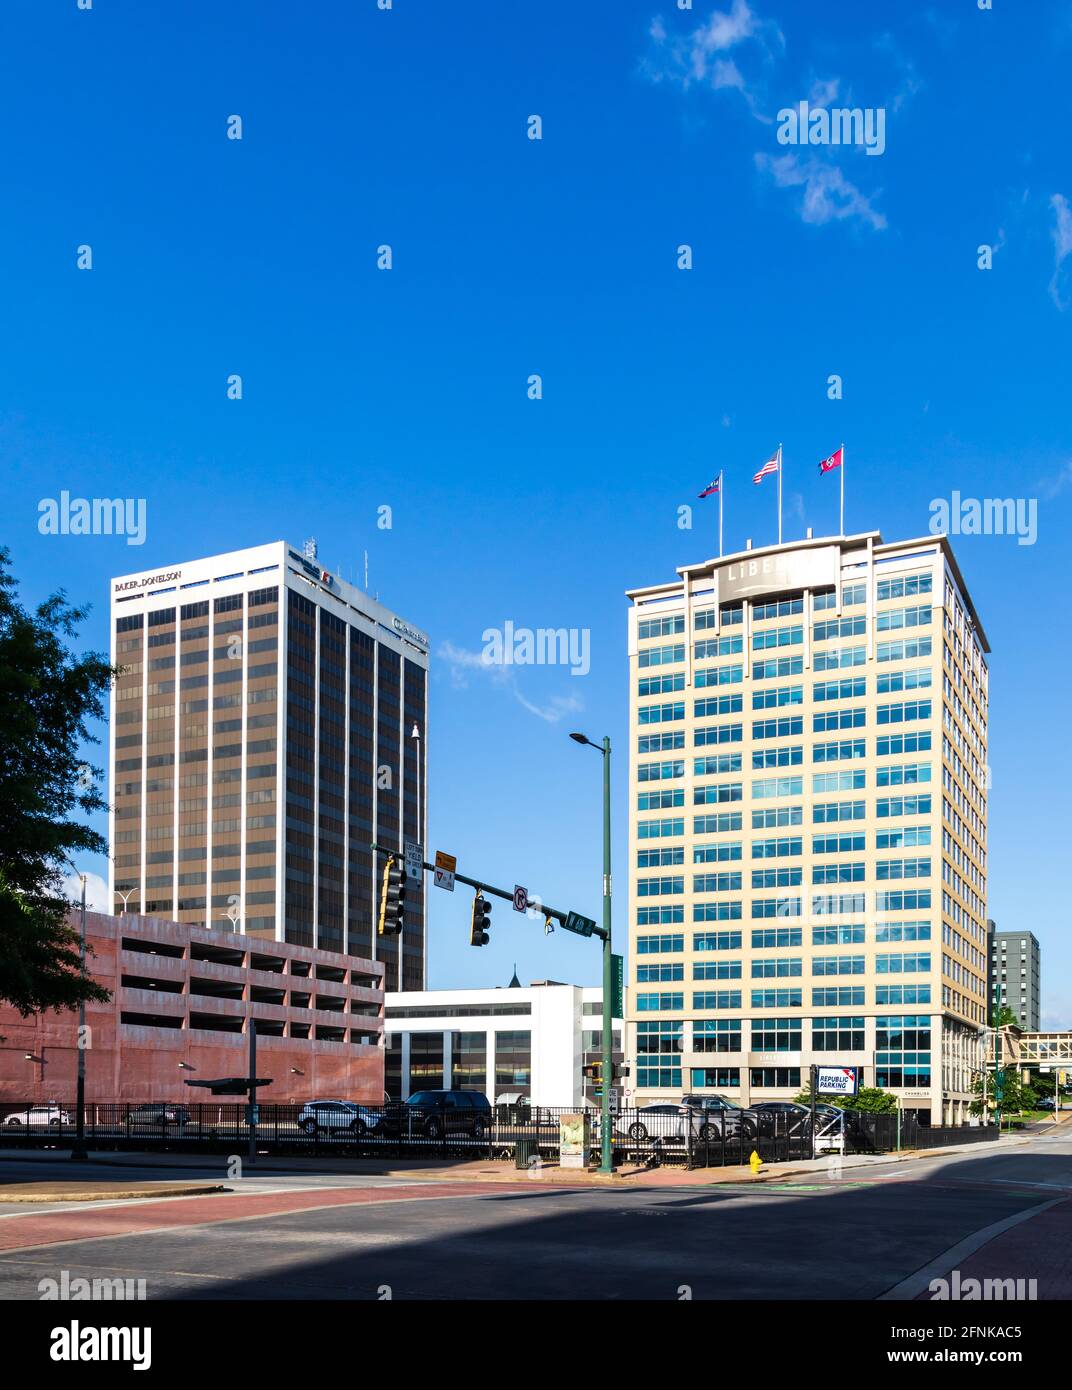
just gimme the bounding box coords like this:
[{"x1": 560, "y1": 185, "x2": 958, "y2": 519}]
[{"x1": 749, "y1": 1149, "x2": 763, "y2": 1176}]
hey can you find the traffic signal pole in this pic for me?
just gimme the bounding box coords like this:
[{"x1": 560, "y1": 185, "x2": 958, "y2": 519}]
[
  {"x1": 599, "y1": 735, "x2": 613, "y2": 1175},
  {"x1": 371, "y1": 842, "x2": 590, "y2": 936},
  {"x1": 372, "y1": 840, "x2": 612, "y2": 1168}
]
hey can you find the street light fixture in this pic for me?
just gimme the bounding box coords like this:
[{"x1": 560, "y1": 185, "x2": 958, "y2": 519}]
[
  {"x1": 115, "y1": 887, "x2": 139, "y2": 916},
  {"x1": 568, "y1": 730, "x2": 615, "y2": 1175}
]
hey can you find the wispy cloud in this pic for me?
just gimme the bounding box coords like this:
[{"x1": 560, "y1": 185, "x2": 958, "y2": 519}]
[
  {"x1": 1039, "y1": 457, "x2": 1072, "y2": 499},
  {"x1": 1048, "y1": 193, "x2": 1072, "y2": 308},
  {"x1": 438, "y1": 640, "x2": 584, "y2": 725},
  {"x1": 808, "y1": 77, "x2": 840, "y2": 109},
  {"x1": 643, "y1": 0, "x2": 782, "y2": 117},
  {"x1": 874, "y1": 32, "x2": 923, "y2": 112},
  {"x1": 646, "y1": 3, "x2": 895, "y2": 229},
  {"x1": 61, "y1": 870, "x2": 109, "y2": 912},
  {"x1": 755, "y1": 152, "x2": 887, "y2": 231}
]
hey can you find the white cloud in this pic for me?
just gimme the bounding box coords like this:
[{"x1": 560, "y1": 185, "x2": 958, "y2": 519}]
[
  {"x1": 60, "y1": 871, "x2": 109, "y2": 913},
  {"x1": 711, "y1": 58, "x2": 746, "y2": 94},
  {"x1": 808, "y1": 77, "x2": 840, "y2": 109},
  {"x1": 437, "y1": 640, "x2": 584, "y2": 725},
  {"x1": 645, "y1": 7, "x2": 891, "y2": 223},
  {"x1": 514, "y1": 690, "x2": 584, "y2": 725},
  {"x1": 438, "y1": 639, "x2": 504, "y2": 687},
  {"x1": 1048, "y1": 193, "x2": 1072, "y2": 309},
  {"x1": 1039, "y1": 457, "x2": 1072, "y2": 499},
  {"x1": 755, "y1": 152, "x2": 887, "y2": 231},
  {"x1": 644, "y1": 0, "x2": 781, "y2": 110},
  {"x1": 695, "y1": 0, "x2": 760, "y2": 56},
  {"x1": 874, "y1": 32, "x2": 923, "y2": 113}
]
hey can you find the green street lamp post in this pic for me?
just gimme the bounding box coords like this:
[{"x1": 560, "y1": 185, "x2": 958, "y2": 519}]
[{"x1": 570, "y1": 731, "x2": 615, "y2": 1174}]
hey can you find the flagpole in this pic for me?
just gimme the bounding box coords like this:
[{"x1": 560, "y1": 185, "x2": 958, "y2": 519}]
[
  {"x1": 777, "y1": 444, "x2": 783, "y2": 544},
  {"x1": 840, "y1": 442, "x2": 845, "y2": 536},
  {"x1": 719, "y1": 470, "x2": 724, "y2": 557}
]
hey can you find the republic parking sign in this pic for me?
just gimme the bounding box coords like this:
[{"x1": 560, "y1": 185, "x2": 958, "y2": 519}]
[{"x1": 816, "y1": 1066, "x2": 858, "y2": 1097}]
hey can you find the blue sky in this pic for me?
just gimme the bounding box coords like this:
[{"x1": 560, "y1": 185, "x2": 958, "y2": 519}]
[{"x1": 2, "y1": 1, "x2": 1070, "y2": 1023}]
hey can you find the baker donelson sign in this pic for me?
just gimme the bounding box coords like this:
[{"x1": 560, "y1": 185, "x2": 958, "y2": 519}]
[{"x1": 717, "y1": 545, "x2": 838, "y2": 603}]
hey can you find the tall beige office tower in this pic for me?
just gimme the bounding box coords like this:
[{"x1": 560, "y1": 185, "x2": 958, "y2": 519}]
[
  {"x1": 626, "y1": 531, "x2": 988, "y2": 1125},
  {"x1": 109, "y1": 541, "x2": 429, "y2": 989}
]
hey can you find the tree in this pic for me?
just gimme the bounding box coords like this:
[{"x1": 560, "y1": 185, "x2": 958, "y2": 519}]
[
  {"x1": 990, "y1": 1005, "x2": 1019, "y2": 1029},
  {"x1": 794, "y1": 1081, "x2": 898, "y2": 1114},
  {"x1": 970, "y1": 1068, "x2": 1036, "y2": 1120},
  {"x1": 0, "y1": 548, "x2": 114, "y2": 1014}
]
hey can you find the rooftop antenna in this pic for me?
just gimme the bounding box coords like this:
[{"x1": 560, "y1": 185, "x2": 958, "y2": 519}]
[
  {"x1": 303, "y1": 537, "x2": 318, "y2": 563},
  {"x1": 364, "y1": 550, "x2": 369, "y2": 592}
]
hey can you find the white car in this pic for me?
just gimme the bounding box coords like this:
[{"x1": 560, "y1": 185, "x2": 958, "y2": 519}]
[
  {"x1": 296, "y1": 1100, "x2": 379, "y2": 1135},
  {"x1": 3, "y1": 1105, "x2": 72, "y2": 1129}
]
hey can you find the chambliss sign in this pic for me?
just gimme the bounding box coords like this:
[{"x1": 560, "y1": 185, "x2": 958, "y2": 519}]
[
  {"x1": 816, "y1": 1066, "x2": 858, "y2": 1097},
  {"x1": 717, "y1": 545, "x2": 838, "y2": 603}
]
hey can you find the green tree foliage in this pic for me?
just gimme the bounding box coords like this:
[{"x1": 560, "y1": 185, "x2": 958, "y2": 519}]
[
  {"x1": 970, "y1": 1068, "x2": 1036, "y2": 1118},
  {"x1": 0, "y1": 548, "x2": 114, "y2": 1014},
  {"x1": 794, "y1": 1081, "x2": 898, "y2": 1114}
]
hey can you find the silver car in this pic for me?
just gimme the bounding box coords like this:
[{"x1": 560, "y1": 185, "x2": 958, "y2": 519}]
[{"x1": 296, "y1": 1100, "x2": 379, "y2": 1135}]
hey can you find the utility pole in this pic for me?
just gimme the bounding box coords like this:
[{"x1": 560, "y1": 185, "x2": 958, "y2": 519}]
[
  {"x1": 70, "y1": 876, "x2": 89, "y2": 1162},
  {"x1": 247, "y1": 1020, "x2": 257, "y2": 1168},
  {"x1": 570, "y1": 731, "x2": 615, "y2": 1175}
]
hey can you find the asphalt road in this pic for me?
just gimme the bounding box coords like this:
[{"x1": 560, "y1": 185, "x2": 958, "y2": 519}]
[{"x1": 0, "y1": 1131, "x2": 1069, "y2": 1300}]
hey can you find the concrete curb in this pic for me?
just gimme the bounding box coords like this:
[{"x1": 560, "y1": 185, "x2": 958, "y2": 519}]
[{"x1": 0, "y1": 1183, "x2": 227, "y2": 1204}]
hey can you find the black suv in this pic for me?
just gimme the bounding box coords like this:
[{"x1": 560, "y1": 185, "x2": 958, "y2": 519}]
[{"x1": 385, "y1": 1090, "x2": 492, "y2": 1139}]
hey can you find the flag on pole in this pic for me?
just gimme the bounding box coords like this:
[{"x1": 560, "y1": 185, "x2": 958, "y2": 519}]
[
  {"x1": 753, "y1": 451, "x2": 779, "y2": 485},
  {"x1": 698, "y1": 476, "x2": 722, "y2": 499},
  {"x1": 818, "y1": 446, "x2": 843, "y2": 475}
]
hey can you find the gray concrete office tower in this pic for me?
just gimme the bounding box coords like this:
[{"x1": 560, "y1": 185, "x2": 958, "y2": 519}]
[
  {"x1": 109, "y1": 542, "x2": 429, "y2": 989},
  {"x1": 988, "y1": 924, "x2": 1041, "y2": 1031}
]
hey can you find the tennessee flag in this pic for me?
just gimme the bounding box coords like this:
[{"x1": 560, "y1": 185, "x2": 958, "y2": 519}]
[{"x1": 818, "y1": 446, "x2": 843, "y2": 474}]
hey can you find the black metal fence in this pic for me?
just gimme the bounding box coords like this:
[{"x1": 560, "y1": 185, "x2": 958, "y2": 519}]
[{"x1": 0, "y1": 1101, "x2": 998, "y2": 1168}]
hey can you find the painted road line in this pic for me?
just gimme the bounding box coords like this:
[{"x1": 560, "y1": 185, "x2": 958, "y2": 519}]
[{"x1": 877, "y1": 1197, "x2": 1063, "y2": 1301}]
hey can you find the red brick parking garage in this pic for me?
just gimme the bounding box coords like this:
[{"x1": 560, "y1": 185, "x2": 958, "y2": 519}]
[{"x1": 0, "y1": 911, "x2": 385, "y2": 1106}]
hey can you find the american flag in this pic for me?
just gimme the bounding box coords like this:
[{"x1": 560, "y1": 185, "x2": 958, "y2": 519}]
[{"x1": 753, "y1": 451, "x2": 779, "y2": 484}]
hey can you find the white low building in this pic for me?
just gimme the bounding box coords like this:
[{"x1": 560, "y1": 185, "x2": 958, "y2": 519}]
[{"x1": 383, "y1": 978, "x2": 623, "y2": 1107}]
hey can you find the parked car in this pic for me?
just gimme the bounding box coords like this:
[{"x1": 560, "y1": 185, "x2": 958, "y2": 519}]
[
  {"x1": 1036, "y1": 1097, "x2": 1055, "y2": 1111},
  {"x1": 615, "y1": 1104, "x2": 682, "y2": 1143},
  {"x1": 126, "y1": 1103, "x2": 193, "y2": 1130},
  {"x1": 297, "y1": 1100, "x2": 380, "y2": 1135},
  {"x1": 381, "y1": 1090, "x2": 492, "y2": 1139},
  {"x1": 3, "y1": 1104, "x2": 71, "y2": 1129},
  {"x1": 679, "y1": 1094, "x2": 759, "y2": 1143},
  {"x1": 751, "y1": 1100, "x2": 812, "y2": 1134}
]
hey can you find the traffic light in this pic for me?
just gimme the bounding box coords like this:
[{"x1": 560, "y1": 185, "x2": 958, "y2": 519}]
[
  {"x1": 582, "y1": 1062, "x2": 601, "y2": 1083},
  {"x1": 378, "y1": 857, "x2": 407, "y2": 936},
  {"x1": 470, "y1": 892, "x2": 492, "y2": 946}
]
